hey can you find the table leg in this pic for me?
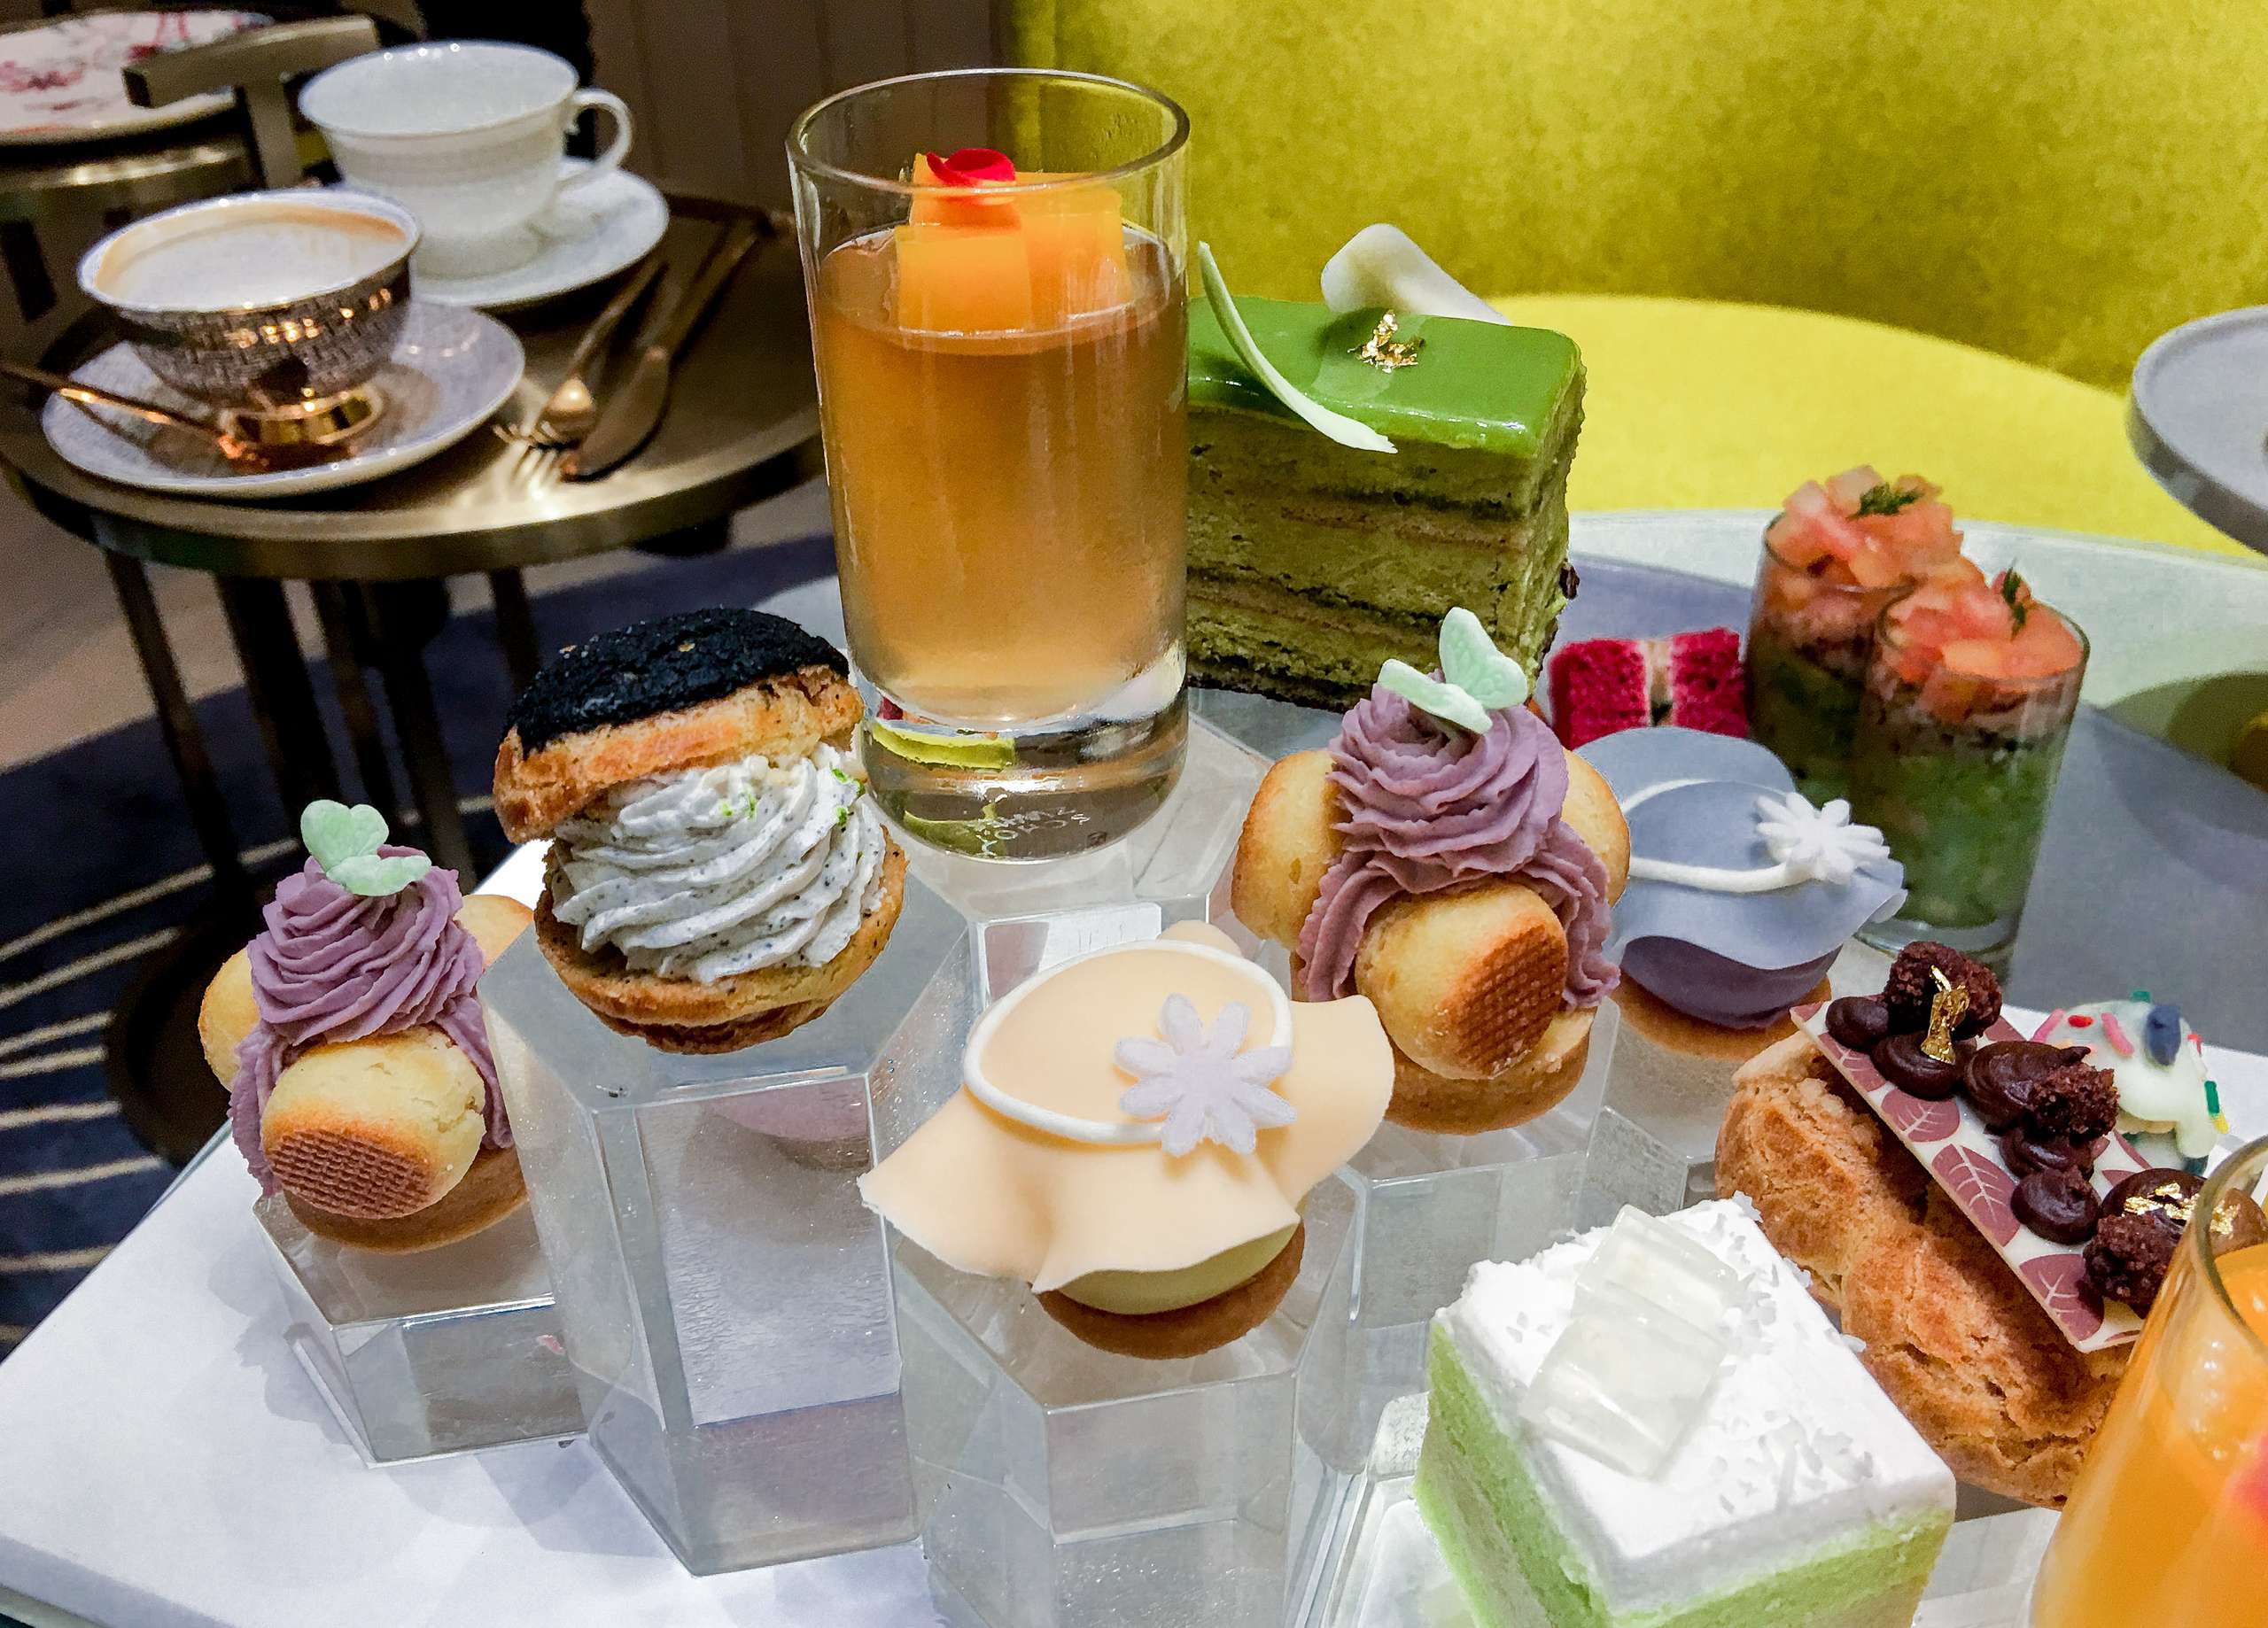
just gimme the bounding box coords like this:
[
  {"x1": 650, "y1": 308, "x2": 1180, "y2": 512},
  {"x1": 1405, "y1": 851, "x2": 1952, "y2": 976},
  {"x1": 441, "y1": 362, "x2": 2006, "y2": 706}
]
[
  {"x1": 309, "y1": 580, "x2": 401, "y2": 823},
  {"x1": 102, "y1": 554, "x2": 248, "y2": 897},
  {"x1": 217, "y1": 577, "x2": 341, "y2": 818},
  {"x1": 0, "y1": 219, "x2": 54, "y2": 326},
  {"x1": 487, "y1": 568, "x2": 542, "y2": 692},
  {"x1": 358, "y1": 581, "x2": 476, "y2": 880}
]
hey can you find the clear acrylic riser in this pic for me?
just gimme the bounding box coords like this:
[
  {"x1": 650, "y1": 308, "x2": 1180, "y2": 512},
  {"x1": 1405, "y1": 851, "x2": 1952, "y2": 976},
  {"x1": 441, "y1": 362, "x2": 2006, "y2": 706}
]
[
  {"x1": 473, "y1": 717, "x2": 1270, "y2": 1581},
  {"x1": 1303, "y1": 1395, "x2": 2056, "y2": 1628},
  {"x1": 480, "y1": 873, "x2": 971, "y2": 1576},
  {"x1": 1330, "y1": 1008, "x2": 1615, "y2": 1467},
  {"x1": 258, "y1": 1195, "x2": 582, "y2": 1464},
  {"x1": 473, "y1": 690, "x2": 1970, "y2": 1613},
  {"x1": 900, "y1": 1178, "x2": 1358, "y2": 1628},
  {"x1": 1579, "y1": 942, "x2": 1899, "y2": 1224}
]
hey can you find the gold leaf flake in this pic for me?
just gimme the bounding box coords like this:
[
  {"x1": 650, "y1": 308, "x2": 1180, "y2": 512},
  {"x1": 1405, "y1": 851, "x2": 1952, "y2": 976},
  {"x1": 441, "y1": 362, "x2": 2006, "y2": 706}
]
[{"x1": 1352, "y1": 311, "x2": 1425, "y2": 371}]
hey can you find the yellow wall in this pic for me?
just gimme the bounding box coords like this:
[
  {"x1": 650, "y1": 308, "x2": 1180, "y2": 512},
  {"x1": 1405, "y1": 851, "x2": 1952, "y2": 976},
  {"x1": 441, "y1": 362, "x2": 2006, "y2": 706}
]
[{"x1": 1012, "y1": 1, "x2": 2268, "y2": 391}]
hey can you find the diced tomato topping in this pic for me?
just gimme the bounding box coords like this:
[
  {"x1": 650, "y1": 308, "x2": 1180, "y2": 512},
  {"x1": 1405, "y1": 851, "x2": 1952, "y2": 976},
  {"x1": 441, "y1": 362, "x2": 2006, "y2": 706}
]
[
  {"x1": 1881, "y1": 556, "x2": 2080, "y2": 718},
  {"x1": 1824, "y1": 465, "x2": 1885, "y2": 508},
  {"x1": 1769, "y1": 467, "x2": 1961, "y2": 589}
]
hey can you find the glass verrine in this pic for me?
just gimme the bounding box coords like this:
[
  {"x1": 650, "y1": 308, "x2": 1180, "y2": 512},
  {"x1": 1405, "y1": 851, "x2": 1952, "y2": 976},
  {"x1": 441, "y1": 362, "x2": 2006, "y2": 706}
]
[
  {"x1": 788, "y1": 70, "x2": 1190, "y2": 861},
  {"x1": 1744, "y1": 527, "x2": 1913, "y2": 804},
  {"x1": 2029, "y1": 1136, "x2": 2268, "y2": 1624},
  {"x1": 1849, "y1": 594, "x2": 2085, "y2": 967}
]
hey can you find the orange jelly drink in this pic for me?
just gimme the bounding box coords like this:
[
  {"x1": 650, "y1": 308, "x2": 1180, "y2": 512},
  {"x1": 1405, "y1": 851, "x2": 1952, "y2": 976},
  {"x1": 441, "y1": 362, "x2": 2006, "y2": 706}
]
[
  {"x1": 2030, "y1": 1143, "x2": 2268, "y2": 1624},
  {"x1": 790, "y1": 73, "x2": 1190, "y2": 860},
  {"x1": 812, "y1": 193, "x2": 1184, "y2": 728}
]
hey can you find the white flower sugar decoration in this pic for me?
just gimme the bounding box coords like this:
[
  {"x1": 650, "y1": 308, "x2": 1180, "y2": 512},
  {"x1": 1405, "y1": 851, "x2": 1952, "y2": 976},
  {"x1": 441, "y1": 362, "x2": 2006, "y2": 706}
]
[
  {"x1": 1627, "y1": 789, "x2": 1895, "y2": 895},
  {"x1": 1115, "y1": 996, "x2": 1296, "y2": 1157},
  {"x1": 957, "y1": 937, "x2": 1301, "y2": 1155}
]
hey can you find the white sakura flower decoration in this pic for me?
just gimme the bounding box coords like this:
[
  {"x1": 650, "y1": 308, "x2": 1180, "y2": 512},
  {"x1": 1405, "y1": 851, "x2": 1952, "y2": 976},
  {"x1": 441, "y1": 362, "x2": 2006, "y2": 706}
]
[
  {"x1": 1753, "y1": 791, "x2": 1892, "y2": 887},
  {"x1": 1114, "y1": 995, "x2": 1296, "y2": 1157},
  {"x1": 1627, "y1": 788, "x2": 1896, "y2": 895}
]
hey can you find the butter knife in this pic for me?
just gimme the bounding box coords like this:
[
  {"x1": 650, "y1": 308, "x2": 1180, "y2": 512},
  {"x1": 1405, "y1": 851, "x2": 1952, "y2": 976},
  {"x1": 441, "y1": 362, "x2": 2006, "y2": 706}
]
[{"x1": 563, "y1": 216, "x2": 763, "y2": 479}]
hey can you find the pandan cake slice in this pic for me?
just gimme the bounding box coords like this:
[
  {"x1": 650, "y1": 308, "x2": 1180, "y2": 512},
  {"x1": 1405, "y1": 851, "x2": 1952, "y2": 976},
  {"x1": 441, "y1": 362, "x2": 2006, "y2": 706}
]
[
  {"x1": 1186, "y1": 296, "x2": 1583, "y2": 710},
  {"x1": 1418, "y1": 1199, "x2": 1953, "y2": 1628}
]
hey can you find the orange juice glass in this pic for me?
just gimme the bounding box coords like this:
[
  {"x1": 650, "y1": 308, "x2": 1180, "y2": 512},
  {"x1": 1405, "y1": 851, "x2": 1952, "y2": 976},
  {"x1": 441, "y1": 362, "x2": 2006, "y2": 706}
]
[
  {"x1": 2029, "y1": 1136, "x2": 2268, "y2": 1624},
  {"x1": 788, "y1": 71, "x2": 1189, "y2": 860}
]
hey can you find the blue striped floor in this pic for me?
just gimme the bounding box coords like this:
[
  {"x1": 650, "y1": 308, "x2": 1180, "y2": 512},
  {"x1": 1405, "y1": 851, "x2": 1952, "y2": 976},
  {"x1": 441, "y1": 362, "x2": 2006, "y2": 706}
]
[{"x1": 0, "y1": 537, "x2": 833, "y2": 1356}]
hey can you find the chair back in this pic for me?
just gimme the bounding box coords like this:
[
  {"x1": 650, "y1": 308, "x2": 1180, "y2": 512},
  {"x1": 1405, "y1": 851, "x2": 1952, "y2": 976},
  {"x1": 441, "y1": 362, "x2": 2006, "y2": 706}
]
[
  {"x1": 1006, "y1": 0, "x2": 2268, "y2": 387},
  {"x1": 125, "y1": 14, "x2": 378, "y2": 188}
]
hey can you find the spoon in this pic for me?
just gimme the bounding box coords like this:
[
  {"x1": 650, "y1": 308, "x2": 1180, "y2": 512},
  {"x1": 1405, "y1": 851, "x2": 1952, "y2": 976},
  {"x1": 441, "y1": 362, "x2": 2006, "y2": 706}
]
[{"x1": 0, "y1": 359, "x2": 341, "y2": 470}]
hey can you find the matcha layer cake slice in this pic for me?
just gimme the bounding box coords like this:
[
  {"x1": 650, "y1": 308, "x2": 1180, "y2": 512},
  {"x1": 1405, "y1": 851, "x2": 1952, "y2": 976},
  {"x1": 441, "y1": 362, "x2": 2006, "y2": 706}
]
[
  {"x1": 1187, "y1": 297, "x2": 1583, "y2": 709},
  {"x1": 1419, "y1": 1199, "x2": 1953, "y2": 1628}
]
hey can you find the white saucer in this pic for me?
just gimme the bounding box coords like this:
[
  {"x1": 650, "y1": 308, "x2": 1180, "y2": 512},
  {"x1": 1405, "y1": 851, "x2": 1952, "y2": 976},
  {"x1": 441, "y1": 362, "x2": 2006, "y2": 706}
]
[
  {"x1": 394, "y1": 163, "x2": 670, "y2": 312},
  {"x1": 42, "y1": 301, "x2": 524, "y2": 501}
]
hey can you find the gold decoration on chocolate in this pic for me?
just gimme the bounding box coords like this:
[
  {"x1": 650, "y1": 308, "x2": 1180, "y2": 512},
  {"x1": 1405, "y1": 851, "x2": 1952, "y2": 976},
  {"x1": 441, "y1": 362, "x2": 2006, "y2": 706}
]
[
  {"x1": 2114, "y1": 1171, "x2": 2199, "y2": 1231},
  {"x1": 1922, "y1": 967, "x2": 1968, "y2": 1064},
  {"x1": 1352, "y1": 312, "x2": 1425, "y2": 371}
]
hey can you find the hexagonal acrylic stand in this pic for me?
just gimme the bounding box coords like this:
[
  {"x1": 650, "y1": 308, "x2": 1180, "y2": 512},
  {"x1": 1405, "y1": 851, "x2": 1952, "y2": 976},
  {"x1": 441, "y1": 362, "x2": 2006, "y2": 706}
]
[
  {"x1": 258, "y1": 1197, "x2": 581, "y2": 1464},
  {"x1": 478, "y1": 872, "x2": 967, "y2": 1576},
  {"x1": 1327, "y1": 1007, "x2": 1615, "y2": 1468},
  {"x1": 1579, "y1": 943, "x2": 1896, "y2": 1227},
  {"x1": 871, "y1": 904, "x2": 1357, "y2": 1627},
  {"x1": 1303, "y1": 1397, "x2": 2058, "y2": 1628},
  {"x1": 899, "y1": 1180, "x2": 1358, "y2": 1628},
  {"x1": 1185, "y1": 686, "x2": 1619, "y2": 1470}
]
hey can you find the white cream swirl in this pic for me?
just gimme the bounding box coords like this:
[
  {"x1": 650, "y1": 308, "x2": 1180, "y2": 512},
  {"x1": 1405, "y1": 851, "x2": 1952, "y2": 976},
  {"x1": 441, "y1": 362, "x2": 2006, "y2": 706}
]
[{"x1": 549, "y1": 744, "x2": 889, "y2": 982}]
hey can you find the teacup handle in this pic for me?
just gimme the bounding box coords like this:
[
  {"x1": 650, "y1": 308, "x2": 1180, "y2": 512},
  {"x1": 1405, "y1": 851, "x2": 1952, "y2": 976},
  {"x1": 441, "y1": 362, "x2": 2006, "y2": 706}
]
[{"x1": 558, "y1": 88, "x2": 633, "y2": 191}]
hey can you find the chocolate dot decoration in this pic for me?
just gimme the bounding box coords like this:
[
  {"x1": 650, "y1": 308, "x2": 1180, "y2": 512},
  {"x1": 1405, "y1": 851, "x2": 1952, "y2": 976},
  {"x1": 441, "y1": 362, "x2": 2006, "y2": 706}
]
[
  {"x1": 2101, "y1": 1168, "x2": 2203, "y2": 1231},
  {"x1": 2023, "y1": 1063, "x2": 2121, "y2": 1144},
  {"x1": 504, "y1": 608, "x2": 849, "y2": 753},
  {"x1": 1882, "y1": 942, "x2": 2001, "y2": 1036},
  {"x1": 2098, "y1": 1167, "x2": 2268, "y2": 1262},
  {"x1": 2086, "y1": 1213, "x2": 2179, "y2": 1312},
  {"x1": 1962, "y1": 1041, "x2": 2080, "y2": 1132},
  {"x1": 2001, "y1": 1126, "x2": 2092, "y2": 1179},
  {"x1": 1873, "y1": 1031, "x2": 1962, "y2": 1099},
  {"x1": 2015, "y1": 1166, "x2": 2101, "y2": 1245},
  {"x1": 1826, "y1": 996, "x2": 1891, "y2": 1051}
]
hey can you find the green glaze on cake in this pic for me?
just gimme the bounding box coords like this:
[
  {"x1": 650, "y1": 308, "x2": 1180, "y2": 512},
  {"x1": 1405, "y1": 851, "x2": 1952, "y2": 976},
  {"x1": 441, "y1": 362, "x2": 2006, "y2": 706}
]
[
  {"x1": 1415, "y1": 1326, "x2": 1949, "y2": 1628},
  {"x1": 1185, "y1": 295, "x2": 1583, "y2": 709},
  {"x1": 1189, "y1": 298, "x2": 1581, "y2": 461}
]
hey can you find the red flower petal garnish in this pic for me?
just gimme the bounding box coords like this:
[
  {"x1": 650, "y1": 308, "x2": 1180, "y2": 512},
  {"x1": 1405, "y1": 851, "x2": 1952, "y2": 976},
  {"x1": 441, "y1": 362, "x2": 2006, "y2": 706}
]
[{"x1": 924, "y1": 147, "x2": 1015, "y2": 186}]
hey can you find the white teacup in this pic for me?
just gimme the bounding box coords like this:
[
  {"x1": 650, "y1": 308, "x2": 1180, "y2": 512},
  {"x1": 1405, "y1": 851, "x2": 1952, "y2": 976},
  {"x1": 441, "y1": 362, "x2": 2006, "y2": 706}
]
[{"x1": 300, "y1": 41, "x2": 633, "y2": 278}]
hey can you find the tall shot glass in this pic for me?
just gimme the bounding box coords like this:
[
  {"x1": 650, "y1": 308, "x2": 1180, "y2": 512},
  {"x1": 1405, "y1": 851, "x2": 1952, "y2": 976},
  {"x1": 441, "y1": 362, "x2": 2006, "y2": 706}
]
[
  {"x1": 788, "y1": 70, "x2": 1190, "y2": 861},
  {"x1": 1849, "y1": 593, "x2": 2085, "y2": 969}
]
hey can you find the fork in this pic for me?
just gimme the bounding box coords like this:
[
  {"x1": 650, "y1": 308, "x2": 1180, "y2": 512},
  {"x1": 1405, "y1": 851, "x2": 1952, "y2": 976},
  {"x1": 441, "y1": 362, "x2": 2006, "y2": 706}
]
[{"x1": 497, "y1": 254, "x2": 665, "y2": 454}]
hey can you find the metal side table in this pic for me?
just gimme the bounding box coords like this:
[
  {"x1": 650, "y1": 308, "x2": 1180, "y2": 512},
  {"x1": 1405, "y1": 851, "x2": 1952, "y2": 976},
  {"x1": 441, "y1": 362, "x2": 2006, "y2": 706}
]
[{"x1": 0, "y1": 199, "x2": 820, "y2": 1159}]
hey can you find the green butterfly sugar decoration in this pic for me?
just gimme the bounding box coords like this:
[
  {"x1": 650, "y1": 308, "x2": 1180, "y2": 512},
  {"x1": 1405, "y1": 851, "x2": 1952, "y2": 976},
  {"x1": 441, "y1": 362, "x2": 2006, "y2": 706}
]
[
  {"x1": 299, "y1": 799, "x2": 431, "y2": 897},
  {"x1": 1378, "y1": 607, "x2": 1531, "y2": 734},
  {"x1": 1197, "y1": 241, "x2": 1396, "y2": 455}
]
